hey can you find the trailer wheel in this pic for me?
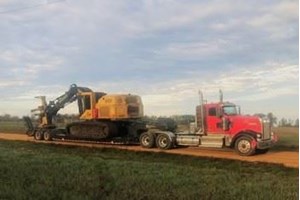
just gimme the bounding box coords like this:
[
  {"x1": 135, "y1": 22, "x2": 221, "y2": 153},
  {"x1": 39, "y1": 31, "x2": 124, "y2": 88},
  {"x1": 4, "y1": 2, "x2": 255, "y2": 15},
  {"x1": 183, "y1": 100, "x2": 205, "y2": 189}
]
[
  {"x1": 34, "y1": 130, "x2": 44, "y2": 140},
  {"x1": 235, "y1": 136, "x2": 255, "y2": 156},
  {"x1": 140, "y1": 132, "x2": 155, "y2": 148},
  {"x1": 156, "y1": 134, "x2": 173, "y2": 150},
  {"x1": 44, "y1": 130, "x2": 52, "y2": 141}
]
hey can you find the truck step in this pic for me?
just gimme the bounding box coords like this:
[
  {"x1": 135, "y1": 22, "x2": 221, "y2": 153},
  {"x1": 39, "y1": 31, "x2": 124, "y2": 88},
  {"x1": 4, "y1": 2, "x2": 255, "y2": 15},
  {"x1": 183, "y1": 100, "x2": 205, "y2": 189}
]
[{"x1": 200, "y1": 135, "x2": 224, "y2": 148}]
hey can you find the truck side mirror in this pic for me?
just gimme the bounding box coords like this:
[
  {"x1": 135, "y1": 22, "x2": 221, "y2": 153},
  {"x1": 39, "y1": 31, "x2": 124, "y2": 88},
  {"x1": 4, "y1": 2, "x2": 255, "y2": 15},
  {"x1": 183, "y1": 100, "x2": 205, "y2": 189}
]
[{"x1": 222, "y1": 118, "x2": 230, "y2": 131}]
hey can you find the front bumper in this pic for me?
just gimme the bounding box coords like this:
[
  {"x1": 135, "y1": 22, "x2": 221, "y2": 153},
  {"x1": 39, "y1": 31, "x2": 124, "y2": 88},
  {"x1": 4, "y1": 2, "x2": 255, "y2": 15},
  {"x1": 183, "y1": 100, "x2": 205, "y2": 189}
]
[{"x1": 257, "y1": 134, "x2": 278, "y2": 149}]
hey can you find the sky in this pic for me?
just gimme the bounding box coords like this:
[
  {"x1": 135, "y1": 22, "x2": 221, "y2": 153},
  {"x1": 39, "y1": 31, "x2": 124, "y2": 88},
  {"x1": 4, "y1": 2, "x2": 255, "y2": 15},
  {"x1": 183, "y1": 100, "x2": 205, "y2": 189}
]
[{"x1": 0, "y1": 0, "x2": 298, "y2": 120}]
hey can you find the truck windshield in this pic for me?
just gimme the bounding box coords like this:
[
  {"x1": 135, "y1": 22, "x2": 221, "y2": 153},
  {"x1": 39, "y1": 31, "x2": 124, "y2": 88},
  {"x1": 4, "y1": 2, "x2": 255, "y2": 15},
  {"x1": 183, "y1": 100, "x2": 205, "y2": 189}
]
[{"x1": 223, "y1": 106, "x2": 238, "y2": 115}]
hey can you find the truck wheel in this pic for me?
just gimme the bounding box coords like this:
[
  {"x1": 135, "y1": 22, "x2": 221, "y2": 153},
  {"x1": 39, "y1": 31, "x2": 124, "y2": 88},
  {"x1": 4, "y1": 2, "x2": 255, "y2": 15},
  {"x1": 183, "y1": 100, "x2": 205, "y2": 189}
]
[
  {"x1": 140, "y1": 132, "x2": 155, "y2": 148},
  {"x1": 256, "y1": 149, "x2": 269, "y2": 154},
  {"x1": 44, "y1": 130, "x2": 52, "y2": 141},
  {"x1": 235, "y1": 136, "x2": 255, "y2": 156},
  {"x1": 34, "y1": 130, "x2": 44, "y2": 140},
  {"x1": 156, "y1": 134, "x2": 173, "y2": 150}
]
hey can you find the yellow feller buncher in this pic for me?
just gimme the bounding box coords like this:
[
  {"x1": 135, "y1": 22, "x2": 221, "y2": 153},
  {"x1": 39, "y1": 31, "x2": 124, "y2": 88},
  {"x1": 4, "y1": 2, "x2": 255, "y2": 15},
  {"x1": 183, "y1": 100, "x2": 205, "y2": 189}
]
[{"x1": 24, "y1": 84, "x2": 147, "y2": 142}]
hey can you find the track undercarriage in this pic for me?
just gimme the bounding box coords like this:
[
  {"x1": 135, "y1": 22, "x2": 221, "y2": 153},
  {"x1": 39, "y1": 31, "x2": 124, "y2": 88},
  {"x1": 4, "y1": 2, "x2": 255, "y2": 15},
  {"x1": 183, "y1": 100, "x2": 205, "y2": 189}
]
[
  {"x1": 23, "y1": 116, "x2": 146, "y2": 143},
  {"x1": 66, "y1": 121, "x2": 118, "y2": 139}
]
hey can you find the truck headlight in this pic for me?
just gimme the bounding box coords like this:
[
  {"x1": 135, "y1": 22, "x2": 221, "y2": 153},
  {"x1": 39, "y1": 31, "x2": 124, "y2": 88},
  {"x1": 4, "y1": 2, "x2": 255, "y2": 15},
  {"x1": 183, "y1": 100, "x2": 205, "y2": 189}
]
[{"x1": 257, "y1": 134, "x2": 262, "y2": 139}]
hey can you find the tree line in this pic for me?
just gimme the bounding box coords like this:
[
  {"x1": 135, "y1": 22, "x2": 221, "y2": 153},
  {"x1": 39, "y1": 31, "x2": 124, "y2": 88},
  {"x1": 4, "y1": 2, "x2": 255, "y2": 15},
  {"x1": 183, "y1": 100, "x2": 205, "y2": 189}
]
[{"x1": 253, "y1": 112, "x2": 299, "y2": 127}]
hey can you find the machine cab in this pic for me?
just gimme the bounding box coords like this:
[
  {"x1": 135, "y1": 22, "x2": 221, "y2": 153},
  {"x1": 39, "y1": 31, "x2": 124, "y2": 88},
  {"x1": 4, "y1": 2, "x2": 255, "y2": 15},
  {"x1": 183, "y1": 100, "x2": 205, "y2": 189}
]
[{"x1": 77, "y1": 92, "x2": 106, "y2": 120}]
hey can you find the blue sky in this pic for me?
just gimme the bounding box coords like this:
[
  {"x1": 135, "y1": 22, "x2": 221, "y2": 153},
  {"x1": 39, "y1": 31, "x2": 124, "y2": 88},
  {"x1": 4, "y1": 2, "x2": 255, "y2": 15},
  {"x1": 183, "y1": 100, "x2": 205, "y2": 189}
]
[{"x1": 0, "y1": 0, "x2": 298, "y2": 120}]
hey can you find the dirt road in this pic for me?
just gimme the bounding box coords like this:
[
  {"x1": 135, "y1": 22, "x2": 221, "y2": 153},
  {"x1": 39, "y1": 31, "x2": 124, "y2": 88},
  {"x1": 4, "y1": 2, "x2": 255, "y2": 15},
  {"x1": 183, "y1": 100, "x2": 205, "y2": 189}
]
[{"x1": 0, "y1": 133, "x2": 298, "y2": 168}]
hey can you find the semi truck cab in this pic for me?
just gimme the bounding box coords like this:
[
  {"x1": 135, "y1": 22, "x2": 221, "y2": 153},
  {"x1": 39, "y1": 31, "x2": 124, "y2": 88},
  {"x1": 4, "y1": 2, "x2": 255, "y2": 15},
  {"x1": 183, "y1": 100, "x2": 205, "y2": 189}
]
[
  {"x1": 191, "y1": 91, "x2": 277, "y2": 155},
  {"x1": 140, "y1": 90, "x2": 277, "y2": 156}
]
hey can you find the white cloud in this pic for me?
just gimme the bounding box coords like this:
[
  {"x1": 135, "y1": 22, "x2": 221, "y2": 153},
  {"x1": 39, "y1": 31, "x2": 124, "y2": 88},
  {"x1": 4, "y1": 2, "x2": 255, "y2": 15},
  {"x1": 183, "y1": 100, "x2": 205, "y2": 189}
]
[
  {"x1": 247, "y1": 1, "x2": 298, "y2": 40},
  {"x1": 138, "y1": 1, "x2": 232, "y2": 31},
  {"x1": 158, "y1": 39, "x2": 229, "y2": 59},
  {"x1": 209, "y1": 19, "x2": 242, "y2": 31},
  {"x1": 137, "y1": 62, "x2": 298, "y2": 116},
  {"x1": 1, "y1": 61, "x2": 297, "y2": 118},
  {"x1": 0, "y1": 47, "x2": 64, "y2": 87},
  {"x1": 0, "y1": 80, "x2": 27, "y2": 87},
  {"x1": 272, "y1": 1, "x2": 299, "y2": 20},
  {"x1": 0, "y1": 1, "x2": 297, "y2": 120}
]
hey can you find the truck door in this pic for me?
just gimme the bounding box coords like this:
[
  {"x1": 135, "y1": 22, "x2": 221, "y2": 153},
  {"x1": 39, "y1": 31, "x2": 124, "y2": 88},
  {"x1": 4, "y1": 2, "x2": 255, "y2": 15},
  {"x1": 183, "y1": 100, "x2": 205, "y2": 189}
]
[{"x1": 206, "y1": 106, "x2": 224, "y2": 134}]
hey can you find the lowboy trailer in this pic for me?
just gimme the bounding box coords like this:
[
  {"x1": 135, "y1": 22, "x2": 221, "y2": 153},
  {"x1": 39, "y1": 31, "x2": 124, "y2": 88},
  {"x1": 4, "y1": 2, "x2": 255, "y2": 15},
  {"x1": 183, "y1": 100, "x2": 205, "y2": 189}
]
[{"x1": 24, "y1": 85, "x2": 277, "y2": 156}]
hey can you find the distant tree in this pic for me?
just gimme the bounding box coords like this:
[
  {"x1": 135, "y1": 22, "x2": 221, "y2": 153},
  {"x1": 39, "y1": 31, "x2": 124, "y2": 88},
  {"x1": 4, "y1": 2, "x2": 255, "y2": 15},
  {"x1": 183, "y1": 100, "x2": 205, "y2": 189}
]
[
  {"x1": 279, "y1": 118, "x2": 294, "y2": 127},
  {"x1": 0, "y1": 114, "x2": 20, "y2": 121},
  {"x1": 279, "y1": 118, "x2": 288, "y2": 127},
  {"x1": 267, "y1": 112, "x2": 277, "y2": 126},
  {"x1": 287, "y1": 119, "x2": 294, "y2": 127},
  {"x1": 294, "y1": 119, "x2": 299, "y2": 127},
  {"x1": 254, "y1": 113, "x2": 277, "y2": 126},
  {"x1": 171, "y1": 115, "x2": 195, "y2": 125},
  {"x1": 2, "y1": 114, "x2": 11, "y2": 121},
  {"x1": 254, "y1": 113, "x2": 266, "y2": 118}
]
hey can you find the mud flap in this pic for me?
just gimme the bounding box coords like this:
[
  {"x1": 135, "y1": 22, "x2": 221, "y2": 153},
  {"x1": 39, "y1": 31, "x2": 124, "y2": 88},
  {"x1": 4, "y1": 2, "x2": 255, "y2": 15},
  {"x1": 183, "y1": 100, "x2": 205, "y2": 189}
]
[{"x1": 23, "y1": 116, "x2": 35, "y2": 136}]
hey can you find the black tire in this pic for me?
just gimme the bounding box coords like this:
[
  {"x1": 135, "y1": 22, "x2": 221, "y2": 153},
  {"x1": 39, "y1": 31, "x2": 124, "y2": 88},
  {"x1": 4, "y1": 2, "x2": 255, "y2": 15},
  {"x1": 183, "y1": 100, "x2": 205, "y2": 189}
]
[
  {"x1": 256, "y1": 148, "x2": 269, "y2": 154},
  {"x1": 156, "y1": 133, "x2": 173, "y2": 150},
  {"x1": 44, "y1": 130, "x2": 52, "y2": 141},
  {"x1": 34, "y1": 130, "x2": 44, "y2": 140},
  {"x1": 234, "y1": 136, "x2": 256, "y2": 156},
  {"x1": 139, "y1": 132, "x2": 155, "y2": 148}
]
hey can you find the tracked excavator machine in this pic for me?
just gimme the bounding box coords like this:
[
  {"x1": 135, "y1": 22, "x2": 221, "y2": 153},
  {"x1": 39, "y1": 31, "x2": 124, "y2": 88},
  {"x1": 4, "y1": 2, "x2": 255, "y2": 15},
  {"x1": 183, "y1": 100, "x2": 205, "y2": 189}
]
[{"x1": 24, "y1": 84, "x2": 146, "y2": 141}]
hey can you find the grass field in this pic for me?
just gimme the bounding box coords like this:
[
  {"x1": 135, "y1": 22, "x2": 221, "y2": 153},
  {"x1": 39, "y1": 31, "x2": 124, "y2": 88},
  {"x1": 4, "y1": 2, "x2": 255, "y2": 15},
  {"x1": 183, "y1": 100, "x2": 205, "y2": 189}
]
[
  {"x1": 0, "y1": 121, "x2": 26, "y2": 133},
  {"x1": 0, "y1": 140, "x2": 298, "y2": 200},
  {"x1": 273, "y1": 127, "x2": 299, "y2": 150}
]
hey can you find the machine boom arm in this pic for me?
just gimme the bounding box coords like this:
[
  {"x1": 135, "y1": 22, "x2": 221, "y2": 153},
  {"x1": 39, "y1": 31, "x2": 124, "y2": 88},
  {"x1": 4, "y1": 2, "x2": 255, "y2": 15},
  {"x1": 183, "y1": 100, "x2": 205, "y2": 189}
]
[{"x1": 34, "y1": 84, "x2": 92, "y2": 126}]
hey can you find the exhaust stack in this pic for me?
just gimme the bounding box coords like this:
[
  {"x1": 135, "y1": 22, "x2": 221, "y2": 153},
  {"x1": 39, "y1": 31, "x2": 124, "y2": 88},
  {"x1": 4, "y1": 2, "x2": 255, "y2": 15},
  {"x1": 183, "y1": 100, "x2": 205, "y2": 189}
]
[
  {"x1": 219, "y1": 89, "x2": 223, "y2": 103},
  {"x1": 197, "y1": 90, "x2": 205, "y2": 134}
]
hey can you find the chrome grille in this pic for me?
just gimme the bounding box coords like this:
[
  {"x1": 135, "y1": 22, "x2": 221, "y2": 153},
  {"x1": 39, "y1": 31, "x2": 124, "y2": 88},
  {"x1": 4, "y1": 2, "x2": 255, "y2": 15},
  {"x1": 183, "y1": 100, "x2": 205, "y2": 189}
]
[{"x1": 262, "y1": 121, "x2": 271, "y2": 140}]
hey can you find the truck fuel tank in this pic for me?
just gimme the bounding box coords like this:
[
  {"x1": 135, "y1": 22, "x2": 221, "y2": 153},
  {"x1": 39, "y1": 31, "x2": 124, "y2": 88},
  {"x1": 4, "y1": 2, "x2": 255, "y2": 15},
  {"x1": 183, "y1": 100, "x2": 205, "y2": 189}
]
[{"x1": 175, "y1": 134, "x2": 200, "y2": 146}]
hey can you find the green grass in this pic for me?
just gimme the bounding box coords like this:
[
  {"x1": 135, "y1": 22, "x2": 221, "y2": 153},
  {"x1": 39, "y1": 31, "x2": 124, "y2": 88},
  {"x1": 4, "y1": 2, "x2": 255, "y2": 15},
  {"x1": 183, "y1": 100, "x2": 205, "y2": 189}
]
[
  {"x1": 0, "y1": 140, "x2": 298, "y2": 200},
  {"x1": 273, "y1": 127, "x2": 299, "y2": 151},
  {"x1": 0, "y1": 121, "x2": 26, "y2": 133}
]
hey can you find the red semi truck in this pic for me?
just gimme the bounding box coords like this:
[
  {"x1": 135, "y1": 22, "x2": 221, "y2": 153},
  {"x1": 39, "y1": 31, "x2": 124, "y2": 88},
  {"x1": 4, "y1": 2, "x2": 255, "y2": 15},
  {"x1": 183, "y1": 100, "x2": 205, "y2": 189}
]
[{"x1": 140, "y1": 90, "x2": 277, "y2": 156}]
